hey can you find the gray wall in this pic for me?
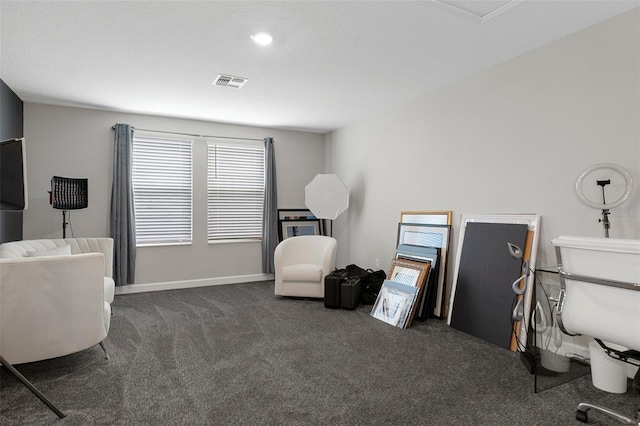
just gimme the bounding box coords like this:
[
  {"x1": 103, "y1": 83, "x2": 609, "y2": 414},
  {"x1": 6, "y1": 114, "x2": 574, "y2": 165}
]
[
  {"x1": 23, "y1": 104, "x2": 325, "y2": 284},
  {"x1": 20, "y1": 10, "x2": 640, "y2": 290},
  {"x1": 327, "y1": 10, "x2": 640, "y2": 286}
]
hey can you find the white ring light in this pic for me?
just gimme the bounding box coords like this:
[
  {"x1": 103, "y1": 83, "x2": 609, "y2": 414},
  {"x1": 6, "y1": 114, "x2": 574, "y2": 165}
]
[{"x1": 575, "y1": 163, "x2": 634, "y2": 209}]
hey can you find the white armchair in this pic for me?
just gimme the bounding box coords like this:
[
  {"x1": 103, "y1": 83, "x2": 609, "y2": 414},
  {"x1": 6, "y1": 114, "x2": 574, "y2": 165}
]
[
  {"x1": 0, "y1": 253, "x2": 111, "y2": 364},
  {"x1": 0, "y1": 252, "x2": 111, "y2": 418},
  {"x1": 0, "y1": 237, "x2": 114, "y2": 363},
  {"x1": 274, "y1": 235, "x2": 337, "y2": 298}
]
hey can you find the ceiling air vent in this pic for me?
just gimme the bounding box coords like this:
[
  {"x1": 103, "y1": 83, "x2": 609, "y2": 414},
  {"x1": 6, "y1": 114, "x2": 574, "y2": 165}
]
[{"x1": 213, "y1": 74, "x2": 248, "y2": 89}]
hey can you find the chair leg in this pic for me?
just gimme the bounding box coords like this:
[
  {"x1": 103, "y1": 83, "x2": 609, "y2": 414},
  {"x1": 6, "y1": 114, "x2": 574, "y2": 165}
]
[
  {"x1": 0, "y1": 355, "x2": 65, "y2": 419},
  {"x1": 99, "y1": 341, "x2": 110, "y2": 360},
  {"x1": 576, "y1": 403, "x2": 639, "y2": 425}
]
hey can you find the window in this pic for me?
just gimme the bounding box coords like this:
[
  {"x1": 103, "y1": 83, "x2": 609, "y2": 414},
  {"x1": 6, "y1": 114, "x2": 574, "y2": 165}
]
[
  {"x1": 207, "y1": 140, "x2": 265, "y2": 242},
  {"x1": 132, "y1": 132, "x2": 193, "y2": 245}
]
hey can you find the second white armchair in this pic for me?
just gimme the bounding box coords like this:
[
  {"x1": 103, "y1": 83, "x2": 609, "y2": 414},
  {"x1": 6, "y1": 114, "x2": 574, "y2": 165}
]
[{"x1": 274, "y1": 235, "x2": 337, "y2": 298}]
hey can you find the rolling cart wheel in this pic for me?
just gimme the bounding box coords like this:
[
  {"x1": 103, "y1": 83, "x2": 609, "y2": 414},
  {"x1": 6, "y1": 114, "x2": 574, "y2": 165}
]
[{"x1": 576, "y1": 409, "x2": 588, "y2": 423}]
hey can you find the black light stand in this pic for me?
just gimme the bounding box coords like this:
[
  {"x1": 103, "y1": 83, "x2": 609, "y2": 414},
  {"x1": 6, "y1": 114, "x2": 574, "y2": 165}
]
[
  {"x1": 597, "y1": 179, "x2": 611, "y2": 238},
  {"x1": 62, "y1": 210, "x2": 70, "y2": 239},
  {"x1": 50, "y1": 176, "x2": 88, "y2": 238}
]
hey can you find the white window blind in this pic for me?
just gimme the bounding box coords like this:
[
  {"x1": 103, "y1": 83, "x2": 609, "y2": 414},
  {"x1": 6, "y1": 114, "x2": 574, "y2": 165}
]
[
  {"x1": 207, "y1": 140, "x2": 265, "y2": 241},
  {"x1": 132, "y1": 133, "x2": 193, "y2": 245}
]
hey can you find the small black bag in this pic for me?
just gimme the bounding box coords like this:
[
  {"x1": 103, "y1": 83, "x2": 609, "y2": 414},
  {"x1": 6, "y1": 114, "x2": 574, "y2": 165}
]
[{"x1": 345, "y1": 264, "x2": 386, "y2": 305}]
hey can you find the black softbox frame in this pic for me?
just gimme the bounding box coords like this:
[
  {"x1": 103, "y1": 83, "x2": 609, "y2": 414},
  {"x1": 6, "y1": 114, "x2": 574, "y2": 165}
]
[{"x1": 51, "y1": 176, "x2": 88, "y2": 210}]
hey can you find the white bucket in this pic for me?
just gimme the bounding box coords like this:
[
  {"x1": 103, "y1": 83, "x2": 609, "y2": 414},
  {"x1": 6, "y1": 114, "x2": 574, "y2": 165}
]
[{"x1": 589, "y1": 341, "x2": 628, "y2": 393}]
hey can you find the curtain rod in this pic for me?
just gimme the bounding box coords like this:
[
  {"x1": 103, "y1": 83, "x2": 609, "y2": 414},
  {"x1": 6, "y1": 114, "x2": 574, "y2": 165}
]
[{"x1": 112, "y1": 125, "x2": 264, "y2": 142}]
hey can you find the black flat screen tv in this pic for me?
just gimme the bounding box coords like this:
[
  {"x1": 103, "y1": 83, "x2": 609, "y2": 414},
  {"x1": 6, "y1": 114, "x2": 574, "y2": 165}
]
[{"x1": 0, "y1": 137, "x2": 27, "y2": 210}]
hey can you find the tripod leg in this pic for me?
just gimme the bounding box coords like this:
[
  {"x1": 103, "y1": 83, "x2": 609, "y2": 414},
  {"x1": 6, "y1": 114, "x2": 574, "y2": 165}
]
[
  {"x1": 99, "y1": 341, "x2": 110, "y2": 360},
  {"x1": 0, "y1": 355, "x2": 65, "y2": 418}
]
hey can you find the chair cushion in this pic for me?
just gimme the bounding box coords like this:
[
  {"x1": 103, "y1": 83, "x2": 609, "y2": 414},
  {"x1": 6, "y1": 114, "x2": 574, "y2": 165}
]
[
  {"x1": 104, "y1": 277, "x2": 115, "y2": 304},
  {"x1": 26, "y1": 245, "x2": 72, "y2": 257},
  {"x1": 282, "y1": 264, "x2": 323, "y2": 282}
]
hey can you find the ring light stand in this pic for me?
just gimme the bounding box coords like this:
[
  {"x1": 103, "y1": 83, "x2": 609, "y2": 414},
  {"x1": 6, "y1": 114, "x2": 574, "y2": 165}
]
[{"x1": 575, "y1": 163, "x2": 634, "y2": 238}]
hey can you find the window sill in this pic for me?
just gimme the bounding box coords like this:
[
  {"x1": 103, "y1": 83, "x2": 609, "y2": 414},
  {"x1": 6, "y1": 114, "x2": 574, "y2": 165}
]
[
  {"x1": 136, "y1": 241, "x2": 192, "y2": 248},
  {"x1": 208, "y1": 239, "x2": 261, "y2": 245}
]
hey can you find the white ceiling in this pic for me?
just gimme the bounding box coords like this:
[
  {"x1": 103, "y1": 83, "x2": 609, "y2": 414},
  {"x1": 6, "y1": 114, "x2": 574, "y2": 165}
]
[{"x1": 1, "y1": 1, "x2": 638, "y2": 134}]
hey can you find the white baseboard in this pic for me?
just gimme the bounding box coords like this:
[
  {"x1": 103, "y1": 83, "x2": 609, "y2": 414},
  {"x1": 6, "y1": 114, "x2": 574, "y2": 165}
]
[{"x1": 114, "y1": 273, "x2": 274, "y2": 295}]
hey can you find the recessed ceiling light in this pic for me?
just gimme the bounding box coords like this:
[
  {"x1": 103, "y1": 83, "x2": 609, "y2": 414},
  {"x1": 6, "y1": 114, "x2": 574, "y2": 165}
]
[{"x1": 251, "y1": 32, "x2": 273, "y2": 46}]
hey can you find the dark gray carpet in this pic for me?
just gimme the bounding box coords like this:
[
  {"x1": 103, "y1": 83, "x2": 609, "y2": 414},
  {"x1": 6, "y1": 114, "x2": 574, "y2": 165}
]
[{"x1": 1, "y1": 281, "x2": 637, "y2": 425}]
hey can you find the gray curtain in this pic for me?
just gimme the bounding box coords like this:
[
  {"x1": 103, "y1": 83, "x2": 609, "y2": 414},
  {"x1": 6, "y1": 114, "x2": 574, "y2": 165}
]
[
  {"x1": 110, "y1": 123, "x2": 136, "y2": 285},
  {"x1": 262, "y1": 137, "x2": 278, "y2": 274}
]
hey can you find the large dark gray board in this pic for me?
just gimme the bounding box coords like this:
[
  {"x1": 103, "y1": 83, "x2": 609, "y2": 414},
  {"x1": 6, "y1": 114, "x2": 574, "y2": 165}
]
[
  {"x1": 449, "y1": 222, "x2": 527, "y2": 349},
  {"x1": 0, "y1": 79, "x2": 24, "y2": 242}
]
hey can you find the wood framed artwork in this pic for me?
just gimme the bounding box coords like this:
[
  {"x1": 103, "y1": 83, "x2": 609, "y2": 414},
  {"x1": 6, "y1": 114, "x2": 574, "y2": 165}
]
[
  {"x1": 389, "y1": 258, "x2": 429, "y2": 286},
  {"x1": 388, "y1": 258, "x2": 431, "y2": 327},
  {"x1": 281, "y1": 219, "x2": 321, "y2": 240},
  {"x1": 400, "y1": 210, "x2": 452, "y2": 226},
  {"x1": 446, "y1": 213, "x2": 541, "y2": 352},
  {"x1": 395, "y1": 245, "x2": 440, "y2": 321},
  {"x1": 396, "y1": 223, "x2": 450, "y2": 318}
]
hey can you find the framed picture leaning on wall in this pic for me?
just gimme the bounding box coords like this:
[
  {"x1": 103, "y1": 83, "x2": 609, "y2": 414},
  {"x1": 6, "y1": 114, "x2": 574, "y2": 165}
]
[
  {"x1": 277, "y1": 208, "x2": 324, "y2": 240},
  {"x1": 280, "y1": 219, "x2": 321, "y2": 240},
  {"x1": 396, "y1": 223, "x2": 451, "y2": 318},
  {"x1": 387, "y1": 258, "x2": 431, "y2": 327},
  {"x1": 370, "y1": 280, "x2": 418, "y2": 329}
]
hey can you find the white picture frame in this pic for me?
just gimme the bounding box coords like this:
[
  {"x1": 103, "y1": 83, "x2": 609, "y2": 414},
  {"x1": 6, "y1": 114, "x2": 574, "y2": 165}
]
[{"x1": 370, "y1": 280, "x2": 419, "y2": 328}]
